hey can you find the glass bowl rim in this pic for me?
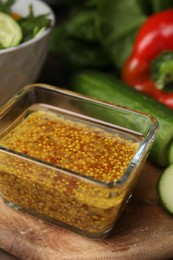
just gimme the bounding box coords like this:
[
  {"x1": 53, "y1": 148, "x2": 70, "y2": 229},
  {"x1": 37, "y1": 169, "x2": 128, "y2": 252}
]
[{"x1": 0, "y1": 84, "x2": 159, "y2": 188}]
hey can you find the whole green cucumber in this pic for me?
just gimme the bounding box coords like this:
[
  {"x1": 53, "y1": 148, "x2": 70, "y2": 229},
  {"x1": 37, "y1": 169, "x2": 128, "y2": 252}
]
[{"x1": 71, "y1": 71, "x2": 173, "y2": 166}]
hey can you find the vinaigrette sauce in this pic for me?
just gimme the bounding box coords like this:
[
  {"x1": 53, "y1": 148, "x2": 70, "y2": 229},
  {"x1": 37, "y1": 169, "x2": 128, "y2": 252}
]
[{"x1": 0, "y1": 107, "x2": 141, "y2": 234}]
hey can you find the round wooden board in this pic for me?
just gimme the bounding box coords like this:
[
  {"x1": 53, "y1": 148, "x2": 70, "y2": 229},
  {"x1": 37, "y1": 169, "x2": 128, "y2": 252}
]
[{"x1": 0, "y1": 162, "x2": 173, "y2": 260}]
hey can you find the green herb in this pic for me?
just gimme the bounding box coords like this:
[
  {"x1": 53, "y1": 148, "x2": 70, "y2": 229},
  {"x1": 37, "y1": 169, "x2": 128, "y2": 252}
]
[
  {"x1": 0, "y1": 0, "x2": 15, "y2": 14},
  {"x1": 0, "y1": 0, "x2": 52, "y2": 50},
  {"x1": 18, "y1": 5, "x2": 52, "y2": 42}
]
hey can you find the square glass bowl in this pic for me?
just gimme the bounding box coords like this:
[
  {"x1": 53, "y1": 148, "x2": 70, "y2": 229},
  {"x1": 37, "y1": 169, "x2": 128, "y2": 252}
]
[{"x1": 0, "y1": 84, "x2": 159, "y2": 239}]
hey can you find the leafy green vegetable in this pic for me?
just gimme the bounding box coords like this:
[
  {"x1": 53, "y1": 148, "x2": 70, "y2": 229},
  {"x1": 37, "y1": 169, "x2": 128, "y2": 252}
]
[
  {"x1": 0, "y1": 0, "x2": 52, "y2": 50},
  {"x1": 0, "y1": 0, "x2": 15, "y2": 14},
  {"x1": 65, "y1": 10, "x2": 98, "y2": 42},
  {"x1": 50, "y1": 0, "x2": 173, "y2": 72},
  {"x1": 50, "y1": 9, "x2": 111, "y2": 69},
  {"x1": 18, "y1": 5, "x2": 52, "y2": 42},
  {"x1": 97, "y1": 0, "x2": 146, "y2": 69}
]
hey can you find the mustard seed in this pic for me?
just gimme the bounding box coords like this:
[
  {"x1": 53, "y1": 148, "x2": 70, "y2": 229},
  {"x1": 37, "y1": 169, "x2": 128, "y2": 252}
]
[{"x1": 0, "y1": 110, "x2": 140, "y2": 234}]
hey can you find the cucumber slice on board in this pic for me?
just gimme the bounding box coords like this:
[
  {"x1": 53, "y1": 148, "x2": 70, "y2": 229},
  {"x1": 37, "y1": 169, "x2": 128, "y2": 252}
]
[
  {"x1": 157, "y1": 164, "x2": 173, "y2": 214},
  {"x1": 0, "y1": 12, "x2": 22, "y2": 48}
]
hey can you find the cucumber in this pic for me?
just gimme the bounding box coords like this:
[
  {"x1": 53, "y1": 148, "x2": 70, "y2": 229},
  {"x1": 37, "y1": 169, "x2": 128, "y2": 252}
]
[
  {"x1": 0, "y1": 12, "x2": 22, "y2": 48},
  {"x1": 71, "y1": 71, "x2": 173, "y2": 166},
  {"x1": 157, "y1": 165, "x2": 173, "y2": 214}
]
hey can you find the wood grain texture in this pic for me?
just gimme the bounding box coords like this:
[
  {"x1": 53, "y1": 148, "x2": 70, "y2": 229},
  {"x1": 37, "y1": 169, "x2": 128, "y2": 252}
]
[{"x1": 0, "y1": 162, "x2": 173, "y2": 260}]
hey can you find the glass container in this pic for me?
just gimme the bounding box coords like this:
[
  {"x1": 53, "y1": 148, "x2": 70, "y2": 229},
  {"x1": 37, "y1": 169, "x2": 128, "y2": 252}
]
[{"x1": 0, "y1": 84, "x2": 159, "y2": 238}]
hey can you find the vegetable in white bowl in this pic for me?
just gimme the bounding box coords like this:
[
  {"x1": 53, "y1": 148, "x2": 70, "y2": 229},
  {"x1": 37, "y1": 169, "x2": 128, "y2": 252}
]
[{"x1": 0, "y1": 0, "x2": 55, "y2": 105}]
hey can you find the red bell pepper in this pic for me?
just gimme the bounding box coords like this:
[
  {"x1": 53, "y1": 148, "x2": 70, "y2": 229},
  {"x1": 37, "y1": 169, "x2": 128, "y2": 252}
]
[{"x1": 122, "y1": 9, "x2": 173, "y2": 109}]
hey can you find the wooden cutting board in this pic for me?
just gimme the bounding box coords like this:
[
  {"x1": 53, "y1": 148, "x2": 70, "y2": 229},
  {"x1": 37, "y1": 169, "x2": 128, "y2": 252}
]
[{"x1": 0, "y1": 161, "x2": 173, "y2": 260}]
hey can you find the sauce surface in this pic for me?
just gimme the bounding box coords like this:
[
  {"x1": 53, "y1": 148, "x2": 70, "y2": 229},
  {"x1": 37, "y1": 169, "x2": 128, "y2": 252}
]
[
  {"x1": 0, "y1": 110, "x2": 139, "y2": 183},
  {"x1": 0, "y1": 110, "x2": 140, "y2": 235}
]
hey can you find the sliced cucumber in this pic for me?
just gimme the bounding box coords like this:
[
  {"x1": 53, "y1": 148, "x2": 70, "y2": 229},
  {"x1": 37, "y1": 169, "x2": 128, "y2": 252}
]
[
  {"x1": 157, "y1": 164, "x2": 173, "y2": 214},
  {"x1": 0, "y1": 12, "x2": 22, "y2": 48}
]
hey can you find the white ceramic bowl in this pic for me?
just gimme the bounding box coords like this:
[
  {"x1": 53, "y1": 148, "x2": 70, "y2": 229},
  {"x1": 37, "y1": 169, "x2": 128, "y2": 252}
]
[{"x1": 0, "y1": 0, "x2": 55, "y2": 105}]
